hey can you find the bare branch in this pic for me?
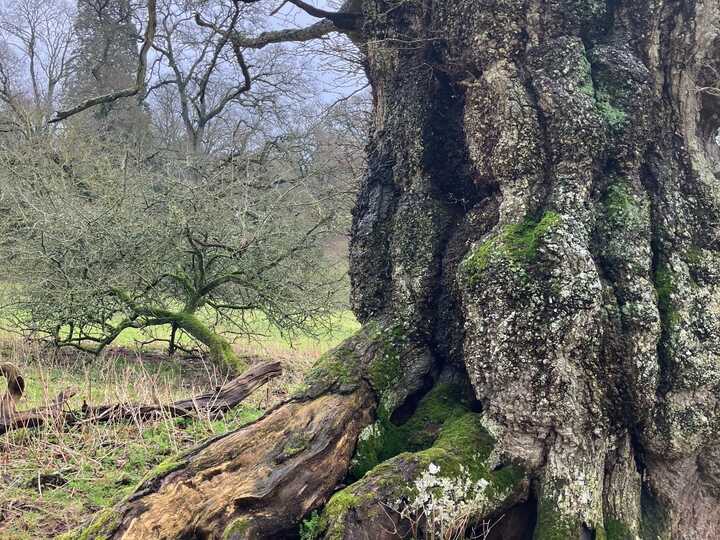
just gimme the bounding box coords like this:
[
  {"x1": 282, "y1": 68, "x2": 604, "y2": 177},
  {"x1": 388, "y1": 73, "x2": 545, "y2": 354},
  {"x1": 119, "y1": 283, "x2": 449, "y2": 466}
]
[
  {"x1": 240, "y1": 0, "x2": 360, "y2": 30},
  {"x1": 234, "y1": 19, "x2": 337, "y2": 49}
]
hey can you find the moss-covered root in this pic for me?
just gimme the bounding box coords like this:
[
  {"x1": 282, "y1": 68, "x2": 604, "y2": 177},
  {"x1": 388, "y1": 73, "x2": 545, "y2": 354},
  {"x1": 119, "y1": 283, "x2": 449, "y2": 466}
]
[{"x1": 313, "y1": 413, "x2": 528, "y2": 540}]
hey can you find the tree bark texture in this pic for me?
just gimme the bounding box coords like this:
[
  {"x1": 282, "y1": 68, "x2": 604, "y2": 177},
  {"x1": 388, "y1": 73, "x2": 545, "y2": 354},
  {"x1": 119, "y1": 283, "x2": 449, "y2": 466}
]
[{"x1": 70, "y1": 1, "x2": 720, "y2": 538}]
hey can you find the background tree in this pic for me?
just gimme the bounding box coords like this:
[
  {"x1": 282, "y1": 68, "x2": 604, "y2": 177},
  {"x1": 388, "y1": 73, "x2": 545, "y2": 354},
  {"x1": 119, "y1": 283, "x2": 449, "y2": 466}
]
[
  {"x1": 65, "y1": 0, "x2": 720, "y2": 539},
  {"x1": 0, "y1": 126, "x2": 342, "y2": 373},
  {"x1": 149, "y1": 0, "x2": 309, "y2": 158},
  {"x1": 0, "y1": 0, "x2": 75, "y2": 136},
  {"x1": 65, "y1": 0, "x2": 151, "y2": 140}
]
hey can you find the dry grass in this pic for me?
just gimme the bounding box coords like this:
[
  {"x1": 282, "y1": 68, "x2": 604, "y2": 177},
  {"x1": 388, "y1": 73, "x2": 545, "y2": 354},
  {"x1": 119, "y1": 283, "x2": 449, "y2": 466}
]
[{"x1": 0, "y1": 322, "x2": 352, "y2": 539}]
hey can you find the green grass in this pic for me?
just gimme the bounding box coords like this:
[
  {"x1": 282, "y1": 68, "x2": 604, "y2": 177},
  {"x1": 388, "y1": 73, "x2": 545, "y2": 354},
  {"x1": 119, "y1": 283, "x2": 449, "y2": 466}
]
[
  {"x1": 0, "y1": 406, "x2": 262, "y2": 539},
  {"x1": 0, "y1": 342, "x2": 271, "y2": 539}
]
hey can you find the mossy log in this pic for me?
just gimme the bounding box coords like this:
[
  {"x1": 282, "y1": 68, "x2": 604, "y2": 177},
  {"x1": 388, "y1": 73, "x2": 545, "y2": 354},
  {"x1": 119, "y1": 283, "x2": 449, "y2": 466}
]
[{"x1": 62, "y1": 379, "x2": 376, "y2": 539}]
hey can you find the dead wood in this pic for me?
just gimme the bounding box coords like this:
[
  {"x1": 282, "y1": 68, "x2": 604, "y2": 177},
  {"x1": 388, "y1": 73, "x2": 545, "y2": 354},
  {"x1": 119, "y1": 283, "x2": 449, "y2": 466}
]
[{"x1": 0, "y1": 360, "x2": 281, "y2": 435}]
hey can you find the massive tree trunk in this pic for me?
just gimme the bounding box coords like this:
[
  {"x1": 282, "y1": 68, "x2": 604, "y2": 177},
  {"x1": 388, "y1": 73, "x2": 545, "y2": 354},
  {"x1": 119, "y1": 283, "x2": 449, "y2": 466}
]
[{"x1": 69, "y1": 1, "x2": 720, "y2": 538}]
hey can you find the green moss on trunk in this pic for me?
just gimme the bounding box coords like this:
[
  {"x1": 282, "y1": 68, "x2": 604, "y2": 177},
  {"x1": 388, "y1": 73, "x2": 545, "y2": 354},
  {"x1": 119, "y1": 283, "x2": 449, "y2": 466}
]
[
  {"x1": 534, "y1": 495, "x2": 582, "y2": 540},
  {"x1": 349, "y1": 383, "x2": 468, "y2": 479},
  {"x1": 463, "y1": 211, "x2": 561, "y2": 281},
  {"x1": 175, "y1": 312, "x2": 247, "y2": 373}
]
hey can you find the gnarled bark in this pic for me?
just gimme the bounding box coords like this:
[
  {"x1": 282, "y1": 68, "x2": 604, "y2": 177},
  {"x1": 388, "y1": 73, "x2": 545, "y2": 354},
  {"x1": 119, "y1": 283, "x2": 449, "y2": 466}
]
[{"x1": 72, "y1": 0, "x2": 720, "y2": 538}]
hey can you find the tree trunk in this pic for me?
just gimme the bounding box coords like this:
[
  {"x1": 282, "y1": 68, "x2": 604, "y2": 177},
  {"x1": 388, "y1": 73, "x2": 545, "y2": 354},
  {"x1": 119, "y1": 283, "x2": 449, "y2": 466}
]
[
  {"x1": 174, "y1": 312, "x2": 248, "y2": 373},
  {"x1": 70, "y1": 1, "x2": 720, "y2": 538}
]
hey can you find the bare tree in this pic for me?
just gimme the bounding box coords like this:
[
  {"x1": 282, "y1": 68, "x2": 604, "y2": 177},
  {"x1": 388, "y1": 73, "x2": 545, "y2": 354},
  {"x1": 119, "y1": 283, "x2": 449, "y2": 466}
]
[
  {"x1": 0, "y1": 0, "x2": 75, "y2": 135},
  {"x1": 0, "y1": 127, "x2": 343, "y2": 372}
]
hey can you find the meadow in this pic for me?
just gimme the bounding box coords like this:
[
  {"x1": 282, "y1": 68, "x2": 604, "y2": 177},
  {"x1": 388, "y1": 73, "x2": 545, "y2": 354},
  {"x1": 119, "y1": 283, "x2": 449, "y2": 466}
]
[{"x1": 0, "y1": 313, "x2": 359, "y2": 539}]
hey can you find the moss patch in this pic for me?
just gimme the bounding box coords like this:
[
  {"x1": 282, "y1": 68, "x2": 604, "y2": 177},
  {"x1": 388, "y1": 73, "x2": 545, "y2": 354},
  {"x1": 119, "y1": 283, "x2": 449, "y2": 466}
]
[
  {"x1": 596, "y1": 94, "x2": 627, "y2": 128},
  {"x1": 136, "y1": 454, "x2": 186, "y2": 487},
  {"x1": 463, "y1": 211, "x2": 561, "y2": 282},
  {"x1": 56, "y1": 507, "x2": 121, "y2": 540},
  {"x1": 279, "y1": 433, "x2": 311, "y2": 461},
  {"x1": 603, "y1": 181, "x2": 640, "y2": 228},
  {"x1": 349, "y1": 383, "x2": 468, "y2": 480},
  {"x1": 315, "y1": 490, "x2": 367, "y2": 540},
  {"x1": 534, "y1": 495, "x2": 581, "y2": 539},
  {"x1": 324, "y1": 412, "x2": 526, "y2": 539},
  {"x1": 604, "y1": 517, "x2": 634, "y2": 540},
  {"x1": 301, "y1": 322, "x2": 408, "y2": 398},
  {"x1": 367, "y1": 324, "x2": 405, "y2": 394},
  {"x1": 303, "y1": 344, "x2": 361, "y2": 393},
  {"x1": 223, "y1": 518, "x2": 250, "y2": 540}
]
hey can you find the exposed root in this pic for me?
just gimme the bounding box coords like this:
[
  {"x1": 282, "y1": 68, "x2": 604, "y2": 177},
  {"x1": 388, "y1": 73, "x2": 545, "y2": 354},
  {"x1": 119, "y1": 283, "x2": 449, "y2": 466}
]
[{"x1": 316, "y1": 384, "x2": 529, "y2": 539}]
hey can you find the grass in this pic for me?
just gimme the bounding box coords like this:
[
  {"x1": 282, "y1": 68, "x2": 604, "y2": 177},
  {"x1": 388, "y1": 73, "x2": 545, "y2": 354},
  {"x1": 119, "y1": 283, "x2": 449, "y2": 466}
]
[{"x1": 0, "y1": 312, "x2": 359, "y2": 539}]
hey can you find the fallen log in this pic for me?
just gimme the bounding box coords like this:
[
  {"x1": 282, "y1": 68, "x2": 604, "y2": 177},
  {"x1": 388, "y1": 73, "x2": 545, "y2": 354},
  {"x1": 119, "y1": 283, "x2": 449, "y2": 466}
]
[{"x1": 0, "y1": 360, "x2": 281, "y2": 435}]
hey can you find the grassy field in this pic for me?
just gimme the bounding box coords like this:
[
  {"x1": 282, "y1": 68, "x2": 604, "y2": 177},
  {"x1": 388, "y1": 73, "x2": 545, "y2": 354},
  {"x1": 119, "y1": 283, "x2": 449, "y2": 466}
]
[{"x1": 0, "y1": 313, "x2": 359, "y2": 539}]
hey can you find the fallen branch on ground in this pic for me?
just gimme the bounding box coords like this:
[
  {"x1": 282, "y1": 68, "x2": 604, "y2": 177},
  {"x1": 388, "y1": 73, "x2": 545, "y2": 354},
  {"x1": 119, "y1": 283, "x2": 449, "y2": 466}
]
[{"x1": 0, "y1": 360, "x2": 281, "y2": 435}]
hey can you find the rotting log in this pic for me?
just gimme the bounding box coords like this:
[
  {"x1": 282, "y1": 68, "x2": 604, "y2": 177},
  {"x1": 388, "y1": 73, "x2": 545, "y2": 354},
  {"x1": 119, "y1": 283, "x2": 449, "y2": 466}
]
[
  {"x1": 61, "y1": 324, "x2": 435, "y2": 539},
  {"x1": 0, "y1": 360, "x2": 281, "y2": 435}
]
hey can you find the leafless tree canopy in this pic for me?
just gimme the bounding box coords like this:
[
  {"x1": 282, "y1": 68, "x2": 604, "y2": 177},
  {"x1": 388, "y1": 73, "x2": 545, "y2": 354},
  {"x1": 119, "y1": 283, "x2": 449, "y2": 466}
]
[{"x1": 0, "y1": 0, "x2": 370, "y2": 371}]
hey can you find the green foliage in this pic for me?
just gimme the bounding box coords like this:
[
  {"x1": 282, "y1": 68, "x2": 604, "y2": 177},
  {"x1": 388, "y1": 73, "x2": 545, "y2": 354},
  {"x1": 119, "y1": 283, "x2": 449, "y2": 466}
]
[
  {"x1": 686, "y1": 246, "x2": 704, "y2": 267},
  {"x1": 299, "y1": 512, "x2": 323, "y2": 540},
  {"x1": 463, "y1": 211, "x2": 561, "y2": 281}
]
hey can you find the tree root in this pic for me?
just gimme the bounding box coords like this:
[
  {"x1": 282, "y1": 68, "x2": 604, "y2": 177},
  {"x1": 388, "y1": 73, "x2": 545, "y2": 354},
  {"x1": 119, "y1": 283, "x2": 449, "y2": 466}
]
[{"x1": 316, "y1": 384, "x2": 529, "y2": 540}]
